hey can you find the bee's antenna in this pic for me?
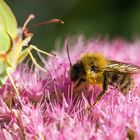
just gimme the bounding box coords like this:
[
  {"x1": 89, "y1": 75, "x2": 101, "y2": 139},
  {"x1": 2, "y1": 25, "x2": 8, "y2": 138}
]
[
  {"x1": 34, "y1": 19, "x2": 64, "y2": 27},
  {"x1": 66, "y1": 40, "x2": 72, "y2": 67}
]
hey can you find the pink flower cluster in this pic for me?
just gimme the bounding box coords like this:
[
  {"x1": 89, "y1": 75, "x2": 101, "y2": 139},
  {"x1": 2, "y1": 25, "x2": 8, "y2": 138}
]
[{"x1": 0, "y1": 36, "x2": 140, "y2": 140}]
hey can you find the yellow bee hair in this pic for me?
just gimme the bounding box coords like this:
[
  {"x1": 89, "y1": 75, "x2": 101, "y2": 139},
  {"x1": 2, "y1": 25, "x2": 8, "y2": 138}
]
[
  {"x1": 79, "y1": 53, "x2": 109, "y2": 85},
  {"x1": 80, "y1": 53, "x2": 108, "y2": 69}
]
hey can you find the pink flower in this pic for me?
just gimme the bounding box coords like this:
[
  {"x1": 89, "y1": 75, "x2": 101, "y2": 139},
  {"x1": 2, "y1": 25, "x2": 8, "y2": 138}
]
[{"x1": 1, "y1": 36, "x2": 140, "y2": 139}]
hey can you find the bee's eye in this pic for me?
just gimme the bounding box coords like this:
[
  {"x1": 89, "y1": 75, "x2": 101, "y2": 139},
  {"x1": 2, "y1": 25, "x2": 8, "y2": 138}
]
[{"x1": 91, "y1": 65, "x2": 99, "y2": 73}]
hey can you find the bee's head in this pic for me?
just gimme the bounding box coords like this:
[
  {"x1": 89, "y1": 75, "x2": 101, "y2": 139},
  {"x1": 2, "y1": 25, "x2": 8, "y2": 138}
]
[
  {"x1": 66, "y1": 43, "x2": 86, "y2": 86},
  {"x1": 70, "y1": 62, "x2": 86, "y2": 82}
]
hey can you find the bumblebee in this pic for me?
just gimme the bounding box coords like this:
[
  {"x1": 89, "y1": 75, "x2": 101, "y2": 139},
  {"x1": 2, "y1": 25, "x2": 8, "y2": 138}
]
[{"x1": 70, "y1": 53, "x2": 140, "y2": 109}]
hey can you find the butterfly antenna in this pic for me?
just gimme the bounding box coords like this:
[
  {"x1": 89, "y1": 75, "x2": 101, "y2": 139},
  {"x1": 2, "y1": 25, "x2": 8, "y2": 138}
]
[
  {"x1": 22, "y1": 14, "x2": 35, "y2": 31},
  {"x1": 34, "y1": 18, "x2": 64, "y2": 27},
  {"x1": 66, "y1": 42, "x2": 72, "y2": 67}
]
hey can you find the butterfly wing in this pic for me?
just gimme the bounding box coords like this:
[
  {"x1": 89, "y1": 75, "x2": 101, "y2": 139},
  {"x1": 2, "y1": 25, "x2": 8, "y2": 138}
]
[
  {"x1": 0, "y1": 0, "x2": 17, "y2": 38},
  {"x1": 0, "y1": 0, "x2": 18, "y2": 55}
]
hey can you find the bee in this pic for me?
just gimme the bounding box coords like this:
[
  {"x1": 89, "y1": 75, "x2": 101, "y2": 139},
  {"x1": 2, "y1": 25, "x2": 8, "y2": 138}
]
[{"x1": 69, "y1": 53, "x2": 140, "y2": 109}]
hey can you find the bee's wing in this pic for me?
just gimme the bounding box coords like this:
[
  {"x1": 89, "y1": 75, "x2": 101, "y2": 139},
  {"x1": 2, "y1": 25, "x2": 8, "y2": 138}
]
[{"x1": 103, "y1": 60, "x2": 140, "y2": 74}]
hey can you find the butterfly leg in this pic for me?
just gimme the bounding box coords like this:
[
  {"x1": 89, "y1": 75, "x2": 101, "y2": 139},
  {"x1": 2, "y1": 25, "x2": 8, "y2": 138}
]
[
  {"x1": 5, "y1": 45, "x2": 52, "y2": 103},
  {"x1": 17, "y1": 45, "x2": 51, "y2": 72},
  {"x1": 27, "y1": 50, "x2": 47, "y2": 72},
  {"x1": 6, "y1": 70, "x2": 21, "y2": 102},
  {"x1": 29, "y1": 45, "x2": 54, "y2": 57},
  {"x1": 87, "y1": 71, "x2": 108, "y2": 111}
]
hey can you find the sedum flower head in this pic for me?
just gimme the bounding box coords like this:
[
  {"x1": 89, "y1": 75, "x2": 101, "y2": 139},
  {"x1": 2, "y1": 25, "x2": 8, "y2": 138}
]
[{"x1": 0, "y1": 36, "x2": 140, "y2": 139}]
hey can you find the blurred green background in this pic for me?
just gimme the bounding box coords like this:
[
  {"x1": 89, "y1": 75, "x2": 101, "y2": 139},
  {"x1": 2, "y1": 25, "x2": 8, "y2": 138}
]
[{"x1": 6, "y1": 0, "x2": 140, "y2": 51}]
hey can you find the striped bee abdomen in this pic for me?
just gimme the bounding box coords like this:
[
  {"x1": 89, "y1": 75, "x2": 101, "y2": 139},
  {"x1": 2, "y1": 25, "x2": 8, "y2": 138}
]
[{"x1": 106, "y1": 71, "x2": 134, "y2": 95}]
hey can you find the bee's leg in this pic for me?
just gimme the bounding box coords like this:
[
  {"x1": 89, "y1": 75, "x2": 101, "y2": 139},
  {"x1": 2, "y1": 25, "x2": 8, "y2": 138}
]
[{"x1": 87, "y1": 71, "x2": 108, "y2": 110}]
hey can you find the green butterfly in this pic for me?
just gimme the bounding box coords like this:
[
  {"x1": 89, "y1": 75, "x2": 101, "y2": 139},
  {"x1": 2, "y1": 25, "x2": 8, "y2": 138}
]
[{"x1": 0, "y1": 0, "x2": 60, "y2": 98}]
